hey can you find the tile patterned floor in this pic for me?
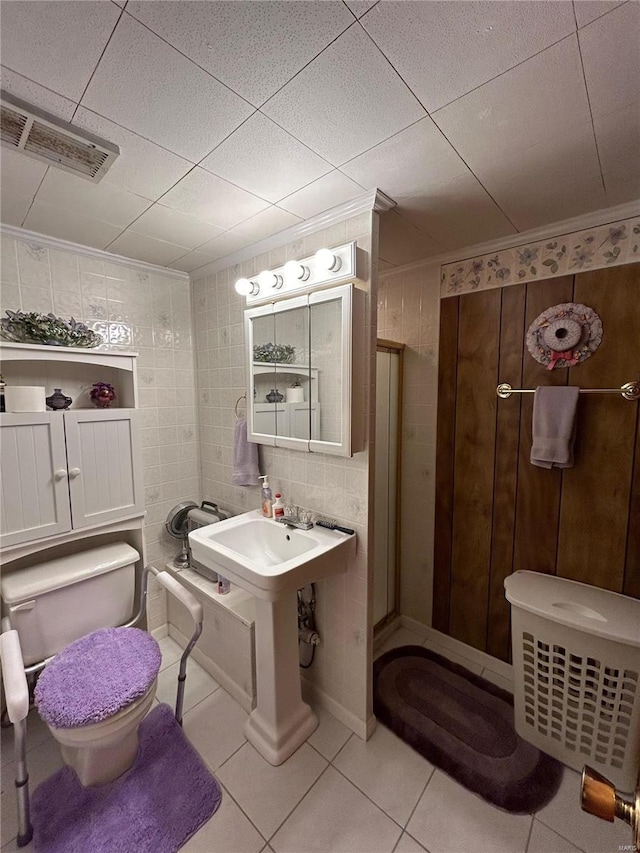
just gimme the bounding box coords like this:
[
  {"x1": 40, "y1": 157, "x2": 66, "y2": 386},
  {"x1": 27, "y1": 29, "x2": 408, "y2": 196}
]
[{"x1": 1, "y1": 630, "x2": 633, "y2": 852}]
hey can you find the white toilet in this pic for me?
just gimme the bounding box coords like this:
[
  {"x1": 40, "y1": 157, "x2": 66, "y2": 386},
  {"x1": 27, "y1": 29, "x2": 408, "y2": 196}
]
[{"x1": 1, "y1": 542, "x2": 161, "y2": 786}]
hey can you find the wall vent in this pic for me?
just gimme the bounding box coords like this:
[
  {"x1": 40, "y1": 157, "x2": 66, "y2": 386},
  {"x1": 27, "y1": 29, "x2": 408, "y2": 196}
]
[{"x1": 0, "y1": 92, "x2": 119, "y2": 183}]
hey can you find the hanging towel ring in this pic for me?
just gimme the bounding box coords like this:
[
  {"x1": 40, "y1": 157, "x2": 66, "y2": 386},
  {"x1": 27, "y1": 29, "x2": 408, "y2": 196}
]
[{"x1": 234, "y1": 393, "x2": 247, "y2": 420}]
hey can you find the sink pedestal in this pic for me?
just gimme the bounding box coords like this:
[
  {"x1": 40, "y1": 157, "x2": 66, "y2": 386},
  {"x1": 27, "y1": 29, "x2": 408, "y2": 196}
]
[{"x1": 244, "y1": 591, "x2": 318, "y2": 765}]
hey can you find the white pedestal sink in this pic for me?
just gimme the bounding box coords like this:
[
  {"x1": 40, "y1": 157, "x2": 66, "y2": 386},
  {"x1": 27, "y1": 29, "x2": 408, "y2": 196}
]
[{"x1": 189, "y1": 510, "x2": 355, "y2": 765}]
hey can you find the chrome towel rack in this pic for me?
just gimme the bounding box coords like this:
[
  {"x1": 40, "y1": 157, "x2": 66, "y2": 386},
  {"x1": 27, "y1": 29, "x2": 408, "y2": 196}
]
[
  {"x1": 497, "y1": 381, "x2": 640, "y2": 401},
  {"x1": 234, "y1": 393, "x2": 247, "y2": 419}
]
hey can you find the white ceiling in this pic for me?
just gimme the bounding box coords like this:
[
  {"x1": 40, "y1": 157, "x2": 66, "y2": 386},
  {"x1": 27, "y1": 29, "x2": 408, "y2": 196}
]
[{"x1": 1, "y1": 0, "x2": 638, "y2": 272}]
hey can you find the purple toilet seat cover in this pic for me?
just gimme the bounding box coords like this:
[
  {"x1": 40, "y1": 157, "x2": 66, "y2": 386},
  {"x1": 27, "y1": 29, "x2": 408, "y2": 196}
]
[{"x1": 35, "y1": 627, "x2": 162, "y2": 729}]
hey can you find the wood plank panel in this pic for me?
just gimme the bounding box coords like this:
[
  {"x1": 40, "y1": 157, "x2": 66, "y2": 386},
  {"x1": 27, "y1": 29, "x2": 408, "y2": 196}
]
[
  {"x1": 433, "y1": 296, "x2": 459, "y2": 633},
  {"x1": 449, "y1": 288, "x2": 501, "y2": 649},
  {"x1": 624, "y1": 411, "x2": 640, "y2": 599},
  {"x1": 557, "y1": 265, "x2": 640, "y2": 591},
  {"x1": 513, "y1": 276, "x2": 574, "y2": 575},
  {"x1": 487, "y1": 284, "x2": 526, "y2": 660}
]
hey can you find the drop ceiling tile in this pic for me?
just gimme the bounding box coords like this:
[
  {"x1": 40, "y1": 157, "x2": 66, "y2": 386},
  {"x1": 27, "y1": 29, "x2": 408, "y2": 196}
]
[
  {"x1": 168, "y1": 251, "x2": 219, "y2": 273},
  {"x1": 81, "y1": 14, "x2": 253, "y2": 162},
  {"x1": 195, "y1": 230, "x2": 250, "y2": 261},
  {"x1": 126, "y1": 1, "x2": 354, "y2": 106},
  {"x1": 341, "y1": 117, "x2": 469, "y2": 200},
  {"x1": 579, "y1": 1, "x2": 640, "y2": 117},
  {"x1": 73, "y1": 108, "x2": 193, "y2": 200},
  {"x1": 0, "y1": 147, "x2": 47, "y2": 227},
  {"x1": 397, "y1": 173, "x2": 516, "y2": 251},
  {"x1": 36, "y1": 169, "x2": 151, "y2": 228},
  {"x1": 360, "y1": 0, "x2": 575, "y2": 113},
  {"x1": 23, "y1": 201, "x2": 122, "y2": 249},
  {"x1": 593, "y1": 99, "x2": 640, "y2": 175},
  {"x1": 473, "y1": 126, "x2": 606, "y2": 231},
  {"x1": 107, "y1": 230, "x2": 190, "y2": 266},
  {"x1": 277, "y1": 170, "x2": 364, "y2": 219},
  {"x1": 262, "y1": 25, "x2": 425, "y2": 165},
  {"x1": 200, "y1": 112, "x2": 332, "y2": 203},
  {"x1": 603, "y1": 165, "x2": 640, "y2": 206},
  {"x1": 378, "y1": 210, "x2": 443, "y2": 266},
  {"x1": 0, "y1": 67, "x2": 76, "y2": 121},
  {"x1": 230, "y1": 206, "x2": 302, "y2": 243},
  {"x1": 159, "y1": 167, "x2": 269, "y2": 229},
  {"x1": 344, "y1": 1, "x2": 379, "y2": 19},
  {"x1": 574, "y1": 1, "x2": 625, "y2": 29},
  {"x1": 0, "y1": 1, "x2": 120, "y2": 101},
  {"x1": 433, "y1": 36, "x2": 591, "y2": 170},
  {"x1": 128, "y1": 204, "x2": 224, "y2": 249}
]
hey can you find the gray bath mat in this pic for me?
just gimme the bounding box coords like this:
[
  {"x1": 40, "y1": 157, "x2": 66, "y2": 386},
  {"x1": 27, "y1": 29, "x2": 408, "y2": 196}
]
[{"x1": 373, "y1": 645, "x2": 563, "y2": 813}]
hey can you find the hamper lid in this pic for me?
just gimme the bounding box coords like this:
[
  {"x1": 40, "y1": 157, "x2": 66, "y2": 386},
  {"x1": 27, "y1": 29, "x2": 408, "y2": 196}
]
[
  {"x1": 504, "y1": 571, "x2": 640, "y2": 647},
  {"x1": 1, "y1": 542, "x2": 139, "y2": 604}
]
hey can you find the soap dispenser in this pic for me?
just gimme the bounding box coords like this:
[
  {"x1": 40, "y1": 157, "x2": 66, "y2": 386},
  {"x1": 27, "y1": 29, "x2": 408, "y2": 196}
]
[{"x1": 259, "y1": 475, "x2": 273, "y2": 518}]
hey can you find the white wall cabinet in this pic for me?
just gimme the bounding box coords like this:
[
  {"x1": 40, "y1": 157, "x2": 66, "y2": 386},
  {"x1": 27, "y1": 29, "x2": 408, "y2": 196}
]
[{"x1": 0, "y1": 343, "x2": 144, "y2": 558}]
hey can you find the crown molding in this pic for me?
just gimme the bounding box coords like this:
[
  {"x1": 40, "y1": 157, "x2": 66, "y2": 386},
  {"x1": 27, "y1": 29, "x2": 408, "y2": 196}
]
[
  {"x1": 0, "y1": 222, "x2": 190, "y2": 281},
  {"x1": 379, "y1": 200, "x2": 640, "y2": 280},
  {"x1": 189, "y1": 188, "x2": 395, "y2": 280}
]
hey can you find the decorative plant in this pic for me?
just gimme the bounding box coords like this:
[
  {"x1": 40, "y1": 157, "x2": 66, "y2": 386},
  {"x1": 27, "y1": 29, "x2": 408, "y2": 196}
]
[
  {"x1": 90, "y1": 381, "x2": 116, "y2": 408},
  {"x1": 253, "y1": 343, "x2": 295, "y2": 363},
  {"x1": 0, "y1": 310, "x2": 102, "y2": 348}
]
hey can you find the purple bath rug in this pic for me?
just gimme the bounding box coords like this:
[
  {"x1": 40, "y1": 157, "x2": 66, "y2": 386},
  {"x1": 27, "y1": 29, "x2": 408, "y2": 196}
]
[
  {"x1": 373, "y1": 645, "x2": 563, "y2": 813},
  {"x1": 32, "y1": 703, "x2": 222, "y2": 853}
]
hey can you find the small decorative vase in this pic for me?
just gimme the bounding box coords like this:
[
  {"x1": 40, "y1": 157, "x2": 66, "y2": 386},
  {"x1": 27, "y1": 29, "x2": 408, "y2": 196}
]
[
  {"x1": 46, "y1": 388, "x2": 72, "y2": 410},
  {"x1": 90, "y1": 382, "x2": 116, "y2": 408},
  {"x1": 266, "y1": 389, "x2": 284, "y2": 403}
]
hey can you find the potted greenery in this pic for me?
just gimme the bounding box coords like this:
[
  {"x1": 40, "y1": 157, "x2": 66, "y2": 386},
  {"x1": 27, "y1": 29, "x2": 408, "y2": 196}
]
[{"x1": 0, "y1": 310, "x2": 102, "y2": 348}]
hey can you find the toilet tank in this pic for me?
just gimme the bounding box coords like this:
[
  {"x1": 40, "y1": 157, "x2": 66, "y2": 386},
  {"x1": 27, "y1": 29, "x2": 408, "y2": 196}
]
[{"x1": 1, "y1": 542, "x2": 139, "y2": 666}]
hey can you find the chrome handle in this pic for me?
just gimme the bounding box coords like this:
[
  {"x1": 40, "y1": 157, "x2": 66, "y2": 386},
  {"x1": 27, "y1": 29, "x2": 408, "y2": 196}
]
[
  {"x1": 68, "y1": 467, "x2": 81, "y2": 478},
  {"x1": 53, "y1": 469, "x2": 68, "y2": 481}
]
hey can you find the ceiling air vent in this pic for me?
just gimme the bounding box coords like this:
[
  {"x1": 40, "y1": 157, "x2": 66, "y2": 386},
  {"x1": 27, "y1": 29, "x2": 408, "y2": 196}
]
[{"x1": 0, "y1": 92, "x2": 119, "y2": 183}]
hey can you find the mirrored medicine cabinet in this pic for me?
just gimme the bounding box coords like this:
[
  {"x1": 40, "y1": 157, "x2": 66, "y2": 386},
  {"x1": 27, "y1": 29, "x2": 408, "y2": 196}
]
[{"x1": 244, "y1": 283, "x2": 365, "y2": 456}]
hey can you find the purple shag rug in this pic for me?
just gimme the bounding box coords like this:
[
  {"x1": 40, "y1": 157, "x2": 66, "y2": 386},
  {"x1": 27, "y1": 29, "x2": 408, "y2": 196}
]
[
  {"x1": 35, "y1": 627, "x2": 162, "y2": 728},
  {"x1": 32, "y1": 703, "x2": 222, "y2": 853},
  {"x1": 373, "y1": 645, "x2": 563, "y2": 813}
]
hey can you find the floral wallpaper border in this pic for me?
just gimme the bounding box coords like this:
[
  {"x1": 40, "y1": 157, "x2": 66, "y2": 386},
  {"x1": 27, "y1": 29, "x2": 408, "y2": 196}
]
[{"x1": 441, "y1": 217, "x2": 640, "y2": 297}]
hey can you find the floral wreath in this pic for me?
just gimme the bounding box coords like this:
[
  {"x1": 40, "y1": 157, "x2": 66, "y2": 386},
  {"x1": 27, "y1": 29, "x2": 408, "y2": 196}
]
[{"x1": 525, "y1": 303, "x2": 603, "y2": 370}]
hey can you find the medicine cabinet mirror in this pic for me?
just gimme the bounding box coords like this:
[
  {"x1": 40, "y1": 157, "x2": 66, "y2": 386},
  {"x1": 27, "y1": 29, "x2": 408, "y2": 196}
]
[{"x1": 245, "y1": 283, "x2": 364, "y2": 456}]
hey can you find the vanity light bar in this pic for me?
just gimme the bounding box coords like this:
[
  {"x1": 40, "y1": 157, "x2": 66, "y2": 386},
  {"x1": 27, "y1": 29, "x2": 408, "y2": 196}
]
[{"x1": 235, "y1": 241, "x2": 357, "y2": 304}]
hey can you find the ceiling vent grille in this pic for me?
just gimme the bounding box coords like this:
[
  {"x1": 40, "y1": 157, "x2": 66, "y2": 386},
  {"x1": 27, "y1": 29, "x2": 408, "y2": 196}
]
[{"x1": 0, "y1": 93, "x2": 119, "y2": 183}]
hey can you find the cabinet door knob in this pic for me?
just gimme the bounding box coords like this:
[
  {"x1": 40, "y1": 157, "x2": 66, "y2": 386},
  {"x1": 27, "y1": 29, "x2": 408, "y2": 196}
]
[
  {"x1": 68, "y1": 467, "x2": 81, "y2": 478},
  {"x1": 54, "y1": 469, "x2": 68, "y2": 481}
]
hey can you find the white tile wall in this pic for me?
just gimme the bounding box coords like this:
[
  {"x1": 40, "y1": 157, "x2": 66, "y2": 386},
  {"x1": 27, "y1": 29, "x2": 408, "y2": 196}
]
[
  {"x1": 190, "y1": 211, "x2": 376, "y2": 725},
  {"x1": 0, "y1": 232, "x2": 201, "y2": 628}
]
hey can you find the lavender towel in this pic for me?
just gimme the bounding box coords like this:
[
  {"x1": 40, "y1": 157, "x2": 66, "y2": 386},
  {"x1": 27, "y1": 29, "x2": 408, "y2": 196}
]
[
  {"x1": 35, "y1": 627, "x2": 161, "y2": 728},
  {"x1": 232, "y1": 416, "x2": 260, "y2": 486},
  {"x1": 530, "y1": 386, "x2": 579, "y2": 469}
]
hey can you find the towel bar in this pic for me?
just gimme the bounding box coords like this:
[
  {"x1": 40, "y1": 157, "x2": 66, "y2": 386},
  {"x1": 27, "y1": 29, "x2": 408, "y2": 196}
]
[{"x1": 497, "y1": 381, "x2": 640, "y2": 401}]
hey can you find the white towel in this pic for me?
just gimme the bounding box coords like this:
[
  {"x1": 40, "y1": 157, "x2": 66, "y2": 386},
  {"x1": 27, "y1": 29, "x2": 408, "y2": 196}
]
[
  {"x1": 232, "y1": 417, "x2": 260, "y2": 486},
  {"x1": 530, "y1": 386, "x2": 579, "y2": 469}
]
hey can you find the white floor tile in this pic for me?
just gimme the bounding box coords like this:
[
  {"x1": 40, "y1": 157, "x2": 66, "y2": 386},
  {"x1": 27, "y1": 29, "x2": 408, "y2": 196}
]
[
  {"x1": 217, "y1": 742, "x2": 327, "y2": 839},
  {"x1": 271, "y1": 766, "x2": 402, "y2": 853},
  {"x1": 2, "y1": 738, "x2": 64, "y2": 847},
  {"x1": 333, "y1": 725, "x2": 434, "y2": 826},
  {"x1": 535, "y1": 767, "x2": 631, "y2": 853},
  {"x1": 307, "y1": 704, "x2": 352, "y2": 761},
  {"x1": 181, "y1": 783, "x2": 265, "y2": 853},
  {"x1": 527, "y1": 819, "x2": 583, "y2": 853},
  {"x1": 157, "y1": 635, "x2": 185, "y2": 671},
  {"x1": 394, "y1": 833, "x2": 428, "y2": 853},
  {"x1": 406, "y1": 770, "x2": 532, "y2": 853},
  {"x1": 155, "y1": 657, "x2": 219, "y2": 715},
  {"x1": 1, "y1": 708, "x2": 52, "y2": 769},
  {"x1": 183, "y1": 689, "x2": 248, "y2": 771}
]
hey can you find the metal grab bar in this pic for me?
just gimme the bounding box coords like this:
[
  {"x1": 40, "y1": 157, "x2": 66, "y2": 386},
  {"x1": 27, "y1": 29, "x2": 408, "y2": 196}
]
[{"x1": 497, "y1": 381, "x2": 640, "y2": 401}]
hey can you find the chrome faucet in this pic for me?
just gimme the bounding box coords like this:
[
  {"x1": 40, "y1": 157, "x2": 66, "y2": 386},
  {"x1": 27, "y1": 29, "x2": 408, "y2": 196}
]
[{"x1": 275, "y1": 515, "x2": 314, "y2": 531}]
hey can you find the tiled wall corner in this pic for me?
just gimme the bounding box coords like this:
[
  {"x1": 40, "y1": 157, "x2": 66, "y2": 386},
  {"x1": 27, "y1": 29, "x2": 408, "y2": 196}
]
[
  {"x1": 1, "y1": 233, "x2": 201, "y2": 619},
  {"x1": 190, "y1": 211, "x2": 375, "y2": 725}
]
